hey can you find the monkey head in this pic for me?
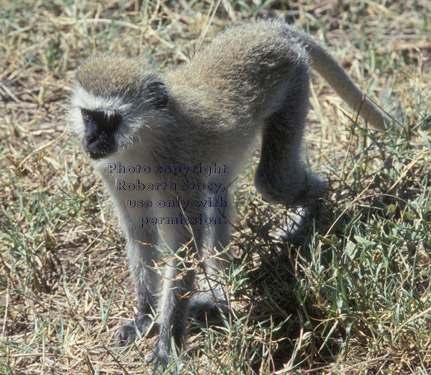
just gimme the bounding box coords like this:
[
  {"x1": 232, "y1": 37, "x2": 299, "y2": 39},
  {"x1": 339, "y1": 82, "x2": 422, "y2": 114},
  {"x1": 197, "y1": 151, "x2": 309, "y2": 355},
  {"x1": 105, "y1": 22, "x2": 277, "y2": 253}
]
[{"x1": 70, "y1": 55, "x2": 169, "y2": 159}]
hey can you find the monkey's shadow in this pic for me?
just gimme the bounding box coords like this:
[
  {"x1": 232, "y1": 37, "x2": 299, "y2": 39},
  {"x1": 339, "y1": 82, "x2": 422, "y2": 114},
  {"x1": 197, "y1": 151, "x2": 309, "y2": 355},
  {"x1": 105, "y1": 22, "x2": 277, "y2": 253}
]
[{"x1": 227, "y1": 184, "x2": 405, "y2": 371}]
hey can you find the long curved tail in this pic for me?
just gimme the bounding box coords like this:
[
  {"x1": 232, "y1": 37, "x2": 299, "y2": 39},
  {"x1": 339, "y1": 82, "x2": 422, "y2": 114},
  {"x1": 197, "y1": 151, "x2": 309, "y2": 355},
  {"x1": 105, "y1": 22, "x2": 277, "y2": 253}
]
[{"x1": 302, "y1": 36, "x2": 391, "y2": 130}]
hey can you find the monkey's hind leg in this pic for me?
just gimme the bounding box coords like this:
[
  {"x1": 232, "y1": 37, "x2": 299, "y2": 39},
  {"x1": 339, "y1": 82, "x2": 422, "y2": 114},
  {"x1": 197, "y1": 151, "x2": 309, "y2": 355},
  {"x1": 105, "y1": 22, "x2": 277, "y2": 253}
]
[{"x1": 255, "y1": 67, "x2": 325, "y2": 208}]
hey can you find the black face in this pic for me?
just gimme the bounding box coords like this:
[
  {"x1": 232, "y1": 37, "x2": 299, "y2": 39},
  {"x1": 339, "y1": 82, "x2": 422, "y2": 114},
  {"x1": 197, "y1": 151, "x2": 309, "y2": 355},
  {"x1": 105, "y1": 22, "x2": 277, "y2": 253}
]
[{"x1": 81, "y1": 109, "x2": 121, "y2": 159}]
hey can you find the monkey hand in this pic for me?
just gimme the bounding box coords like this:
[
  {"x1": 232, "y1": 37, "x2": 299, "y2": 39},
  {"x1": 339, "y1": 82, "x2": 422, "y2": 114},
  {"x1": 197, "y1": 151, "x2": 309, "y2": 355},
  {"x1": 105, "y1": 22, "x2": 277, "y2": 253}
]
[
  {"x1": 189, "y1": 297, "x2": 230, "y2": 324},
  {"x1": 145, "y1": 344, "x2": 169, "y2": 370},
  {"x1": 114, "y1": 316, "x2": 156, "y2": 346}
]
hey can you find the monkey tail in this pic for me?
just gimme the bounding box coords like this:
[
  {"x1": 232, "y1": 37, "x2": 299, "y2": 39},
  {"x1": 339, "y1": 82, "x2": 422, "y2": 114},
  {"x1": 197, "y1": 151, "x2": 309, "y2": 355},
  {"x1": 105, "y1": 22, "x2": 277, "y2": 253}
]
[{"x1": 302, "y1": 37, "x2": 391, "y2": 130}]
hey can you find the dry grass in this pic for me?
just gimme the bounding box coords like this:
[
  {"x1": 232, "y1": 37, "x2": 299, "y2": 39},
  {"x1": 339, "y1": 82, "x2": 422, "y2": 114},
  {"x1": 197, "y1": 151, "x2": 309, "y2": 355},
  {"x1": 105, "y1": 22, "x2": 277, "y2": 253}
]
[{"x1": 1, "y1": 0, "x2": 431, "y2": 374}]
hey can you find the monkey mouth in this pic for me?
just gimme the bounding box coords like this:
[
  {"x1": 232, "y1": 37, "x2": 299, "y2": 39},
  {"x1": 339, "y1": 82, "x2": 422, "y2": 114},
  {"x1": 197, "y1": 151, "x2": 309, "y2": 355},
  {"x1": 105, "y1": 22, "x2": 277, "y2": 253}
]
[{"x1": 87, "y1": 151, "x2": 109, "y2": 159}]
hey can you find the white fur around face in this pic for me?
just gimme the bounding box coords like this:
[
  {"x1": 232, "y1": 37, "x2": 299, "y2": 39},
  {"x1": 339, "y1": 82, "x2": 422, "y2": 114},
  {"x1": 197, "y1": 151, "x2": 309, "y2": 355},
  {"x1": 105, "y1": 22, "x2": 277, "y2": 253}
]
[{"x1": 69, "y1": 84, "x2": 132, "y2": 134}]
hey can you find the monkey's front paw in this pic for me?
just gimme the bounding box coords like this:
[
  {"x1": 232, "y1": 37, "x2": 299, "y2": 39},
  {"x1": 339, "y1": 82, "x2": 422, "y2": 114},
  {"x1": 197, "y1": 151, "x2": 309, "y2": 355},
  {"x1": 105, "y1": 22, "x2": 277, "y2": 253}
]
[
  {"x1": 115, "y1": 322, "x2": 138, "y2": 346},
  {"x1": 189, "y1": 299, "x2": 229, "y2": 324},
  {"x1": 114, "y1": 316, "x2": 156, "y2": 346},
  {"x1": 145, "y1": 345, "x2": 169, "y2": 369}
]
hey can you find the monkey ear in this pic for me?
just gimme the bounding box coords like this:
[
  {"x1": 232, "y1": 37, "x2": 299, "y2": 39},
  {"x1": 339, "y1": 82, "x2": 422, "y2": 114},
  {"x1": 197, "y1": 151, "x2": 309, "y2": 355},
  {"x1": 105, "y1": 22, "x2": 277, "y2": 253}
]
[{"x1": 146, "y1": 80, "x2": 169, "y2": 109}]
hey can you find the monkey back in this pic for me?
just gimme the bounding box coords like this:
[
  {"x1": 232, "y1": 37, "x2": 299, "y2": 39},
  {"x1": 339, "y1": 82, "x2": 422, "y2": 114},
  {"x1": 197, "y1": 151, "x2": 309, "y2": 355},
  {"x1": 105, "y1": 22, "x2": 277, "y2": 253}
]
[{"x1": 169, "y1": 20, "x2": 309, "y2": 114}]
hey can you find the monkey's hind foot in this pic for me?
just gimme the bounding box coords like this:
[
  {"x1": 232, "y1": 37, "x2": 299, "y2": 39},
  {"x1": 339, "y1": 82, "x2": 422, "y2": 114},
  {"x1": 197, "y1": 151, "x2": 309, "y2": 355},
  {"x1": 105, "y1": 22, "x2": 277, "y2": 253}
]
[
  {"x1": 276, "y1": 206, "x2": 314, "y2": 245},
  {"x1": 114, "y1": 316, "x2": 157, "y2": 346},
  {"x1": 255, "y1": 168, "x2": 326, "y2": 208}
]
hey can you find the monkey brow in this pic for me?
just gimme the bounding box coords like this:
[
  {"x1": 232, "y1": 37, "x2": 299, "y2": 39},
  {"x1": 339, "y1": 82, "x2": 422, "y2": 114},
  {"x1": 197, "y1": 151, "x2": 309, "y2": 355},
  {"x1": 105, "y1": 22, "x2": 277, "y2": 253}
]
[{"x1": 80, "y1": 108, "x2": 117, "y2": 117}]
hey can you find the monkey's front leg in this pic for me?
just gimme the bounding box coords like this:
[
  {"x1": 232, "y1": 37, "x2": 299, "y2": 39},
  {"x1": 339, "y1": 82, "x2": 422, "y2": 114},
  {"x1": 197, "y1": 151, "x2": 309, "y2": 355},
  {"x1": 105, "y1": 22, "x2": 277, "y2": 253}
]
[
  {"x1": 145, "y1": 240, "x2": 196, "y2": 367},
  {"x1": 115, "y1": 231, "x2": 161, "y2": 346}
]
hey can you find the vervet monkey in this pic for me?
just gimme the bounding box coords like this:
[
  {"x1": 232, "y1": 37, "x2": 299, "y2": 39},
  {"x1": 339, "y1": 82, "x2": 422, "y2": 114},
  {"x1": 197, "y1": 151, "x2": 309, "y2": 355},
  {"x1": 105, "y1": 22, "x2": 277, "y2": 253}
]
[{"x1": 70, "y1": 20, "x2": 391, "y2": 366}]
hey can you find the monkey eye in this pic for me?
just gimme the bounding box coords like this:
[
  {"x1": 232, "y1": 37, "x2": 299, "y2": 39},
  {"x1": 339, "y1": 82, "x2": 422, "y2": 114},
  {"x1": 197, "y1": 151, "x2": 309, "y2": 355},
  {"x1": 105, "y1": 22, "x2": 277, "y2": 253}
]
[{"x1": 81, "y1": 109, "x2": 92, "y2": 126}]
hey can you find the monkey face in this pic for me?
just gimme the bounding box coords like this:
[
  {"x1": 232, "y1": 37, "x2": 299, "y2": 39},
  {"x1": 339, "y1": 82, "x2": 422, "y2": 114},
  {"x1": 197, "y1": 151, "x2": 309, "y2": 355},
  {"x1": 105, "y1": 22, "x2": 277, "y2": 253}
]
[
  {"x1": 70, "y1": 60, "x2": 170, "y2": 161},
  {"x1": 81, "y1": 109, "x2": 121, "y2": 159}
]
